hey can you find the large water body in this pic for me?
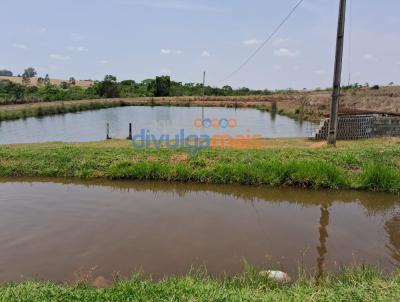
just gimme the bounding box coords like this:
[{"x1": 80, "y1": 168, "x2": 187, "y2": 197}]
[
  {"x1": 0, "y1": 179, "x2": 398, "y2": 283},
  {"x1": 0, "y1": 106, "x2": 317, "y2": 144}
]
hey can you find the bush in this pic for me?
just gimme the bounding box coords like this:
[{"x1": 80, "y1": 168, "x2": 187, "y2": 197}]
[{"x1": 359, "y1": 162, "x2": 400, "y2": 192}]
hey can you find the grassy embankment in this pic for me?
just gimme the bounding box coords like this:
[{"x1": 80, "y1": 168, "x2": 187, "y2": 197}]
[
  {"x1": 0, "y1": 95, "x2": 318, "y2": 122},
  {"x1": 0, "y1": 98, "x2": 140, "y2": 121},
  {"x1": 0, "y1": 267, "x2": 399, "y2": 302},
  {"x1": 0, "y1": 138, "x2": 399, "y2": 193},
  {"x1": 1, "y1": 85, "x2": 398, "y2": 122}
]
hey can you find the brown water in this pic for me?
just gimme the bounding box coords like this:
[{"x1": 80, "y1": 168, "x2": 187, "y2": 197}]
[{"x1": 0, "y1": 178, "x2": 399, "y2": 283}]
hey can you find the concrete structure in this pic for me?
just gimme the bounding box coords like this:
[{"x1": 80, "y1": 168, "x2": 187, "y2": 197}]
[{"x1": 313, "y1": 114, "x2": 400, "y2": 140}]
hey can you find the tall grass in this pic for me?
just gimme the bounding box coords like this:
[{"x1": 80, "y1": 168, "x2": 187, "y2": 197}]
[
  {"x1": 359, "y1": 162, "x2": 400, "y2": 192},
  {"x1": 0, "y1": 266, "x2": 398, "y2": 302},
  {"x1": 0, "y1": 140, "x2": 399, "y2": 192},
  {"x1": 0, "y1": 101, "x2": 129, "y2": 122}
]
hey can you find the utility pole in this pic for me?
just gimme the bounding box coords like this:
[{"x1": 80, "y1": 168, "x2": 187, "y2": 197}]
[
  {"x1": 202, "y1": 71, "x2": 206, "y2": 123},
  {"x1": 202, "y1": 71, "x2": 206, "y2": 96},
  {"x1": 327, "y1": 0, "x2": 347, "y2": 145}
]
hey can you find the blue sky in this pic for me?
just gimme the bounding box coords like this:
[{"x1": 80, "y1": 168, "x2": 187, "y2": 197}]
[{"x1": 2, "y1": 0, "x2": 400, "y2": 89}]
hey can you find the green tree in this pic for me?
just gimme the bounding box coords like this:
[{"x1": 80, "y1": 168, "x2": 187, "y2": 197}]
[
  {"x1": 26, "y1": 86, "x2": 39, "y2": 94},
  {"x1": 222, "y1": 85, "x2": 233, "y2": 95},
  {"x1": 22, "y1": 67, "x2": 37, "y2": 78},
  {"x1": 140, "y1": 79, "x2": 156, "y2": 96},
  {"x1": 120, "y1": 80, "x2": 135, "y2": 86},
  {"x1": 0, "y1": 69, "x2": 13, "y2": 76},
  {"x1": 0, "y1": 80, "x2": 25, "y2": 99},
  {"x1": 155, "y1": 76, "x2": 171, "y2": 97},
  {"x1": 118, "y1": 80, "x2": 137, "y2": 97},
  {"x1": 98, "y1": 75, "x2": 119, "y2": 98},
  {"x1": 60, "y1": 82, "x2": 70, "y2": 89}
]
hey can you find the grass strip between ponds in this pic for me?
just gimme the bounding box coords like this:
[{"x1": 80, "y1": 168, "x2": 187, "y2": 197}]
[
  {"x1": 0, "y1": 267, "x2": 399, "y2": 302},
  {"x1": 0, "y1": 138, "x2": 399, "y2": 193}
]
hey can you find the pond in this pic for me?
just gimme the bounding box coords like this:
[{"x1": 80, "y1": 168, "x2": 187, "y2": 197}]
[
  {"x1": 0, "y1": 179, "x2": 398, "y2": 283},
  {"x1": 0, "y1": 106, "x2": 317, "y2": 144}
]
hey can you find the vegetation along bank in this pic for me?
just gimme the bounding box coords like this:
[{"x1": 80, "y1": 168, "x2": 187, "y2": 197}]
[
  {"x1": 0, "y1": 138, "x2": 399, "y2": 193},
  {"x1": 1, "y1": 73, "x2": 399, "y2": 122},
  {"x1": 0, "y1": 267, "x2": 399, "y2": 302}
]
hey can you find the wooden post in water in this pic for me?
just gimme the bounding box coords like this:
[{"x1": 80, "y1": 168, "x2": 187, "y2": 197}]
[
  {"x1": 106, "y1": 123, "x2": 111, "y2": 140},
  {"x1": 128, "y1": 123, "x2": 132, "y2": 140},
  {"x1": 271, "y1": 101, "x2": 277, "y2": 114}
]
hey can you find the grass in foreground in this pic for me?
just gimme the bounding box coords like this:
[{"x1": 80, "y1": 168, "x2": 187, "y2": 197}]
[
  {"x1": 0, "y1": 138, "x2": 399, "y2": 192},
  {"x1": 0, "y1": 267, "x2": 399, "y2": 302}
]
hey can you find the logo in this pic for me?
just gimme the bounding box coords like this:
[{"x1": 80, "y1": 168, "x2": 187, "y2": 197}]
[{"x1": 132, "y1": 117, "x2": 262, "y2": 150}]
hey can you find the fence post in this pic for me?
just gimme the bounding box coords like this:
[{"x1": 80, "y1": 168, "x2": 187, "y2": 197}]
[
  {"x1": 128, "y1": 123, "x2": 132, "y2": 140},
  {"x1": 106, "y1": 123, "x2": 110, "y2": 140},
  {"x1": 271, "y1": 101, "x2": 277, "y2": 114}
]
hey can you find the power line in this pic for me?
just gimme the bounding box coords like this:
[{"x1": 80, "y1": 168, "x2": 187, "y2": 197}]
[{"x1": 220, "y1": 0, "x2": 305, "y2": 83}]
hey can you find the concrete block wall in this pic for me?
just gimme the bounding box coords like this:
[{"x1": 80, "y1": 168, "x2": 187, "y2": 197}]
[
  {"x1": 313, "y1": 114, "x2": 400, "y2": 140},
  {"x1": 373, "y1": 116, "x2": 400, "y2": 137}
]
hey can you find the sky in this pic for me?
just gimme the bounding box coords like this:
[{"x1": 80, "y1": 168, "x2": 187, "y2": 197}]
[{"x1": 1, "y1": 0, "x2": 400, "y2": 90}]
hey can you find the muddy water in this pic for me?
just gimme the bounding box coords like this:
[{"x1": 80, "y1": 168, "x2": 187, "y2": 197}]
[
  {"x1": 0, "y1": 106, "x2": 316, "y2": 144},
  {"x1": 0, "y1": 179, "x2": 399, "y2": 283}
]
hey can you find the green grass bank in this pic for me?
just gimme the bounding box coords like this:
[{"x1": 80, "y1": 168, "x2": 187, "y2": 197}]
[
  {"x1": 0, "y1": 99, "x2": 128, "y2": 121},
  {"x1": 0, "y1": 96, "x2": 318, "y2": 122},
  {"x1": 0, "y1": 267, "x2": 399, "y2": 302},
  {"x1": 1, "y1": 138, "x2": 399, "y2": 192}
]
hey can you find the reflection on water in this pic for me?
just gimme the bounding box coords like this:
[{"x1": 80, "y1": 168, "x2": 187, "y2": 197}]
[
  {"x1": 0, "y1": 178, "x2": 398, "y2": 283},
  {"x1": 0, "y1": 106, "x2": 316, "y2": 144},
  {"x1": 316, "y1": 204, "x2": 330, "y2": 280},
  {"x1": 385, "y1": 215, "x2": 400, "y2": 265}
]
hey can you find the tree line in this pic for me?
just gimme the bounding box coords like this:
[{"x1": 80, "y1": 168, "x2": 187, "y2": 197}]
[{"x1": 0, "y1": 68, "x2": 272, "y2": 104}]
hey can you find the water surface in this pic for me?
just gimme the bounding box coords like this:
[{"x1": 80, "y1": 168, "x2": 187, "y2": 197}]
[
  {"x1": 0, "y1": 106, "x2": 316, "y2": 144},
  {"x1": 0, "y1": 179, "x2": 398, "y2": 283}
]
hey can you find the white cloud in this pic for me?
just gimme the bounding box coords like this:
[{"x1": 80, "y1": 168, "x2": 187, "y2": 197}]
[
  {"x1": 69, "y1": 46, "x2": 89, "y2": 52},
  {"x1": 201, "y1": 50, "x2": 211, "y2": 57},
  {"x1": 160, "y1": 49, "x2": 182, "y2": 55},
  {"x1": 12, "y1": 44, "x2": 27, "y2": 49},
  {"x1": 99, "y1": 60, "x2": 109, "y2": 64},
  {"x1": 274, "y1": 48, "x2": 298, "y2": 57},
  {"x1": 161, "y1": 49, "x2": 171, "y2": 54},
  {"x1": 243, "y1": 39, "x2": 261, "y2": 45},
  {"x1": 49, "y1": 54, "x2": 71, "y2": 60},
  {"x1": 363, "y1": 54, "x2": 377, "y2": 61}
]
